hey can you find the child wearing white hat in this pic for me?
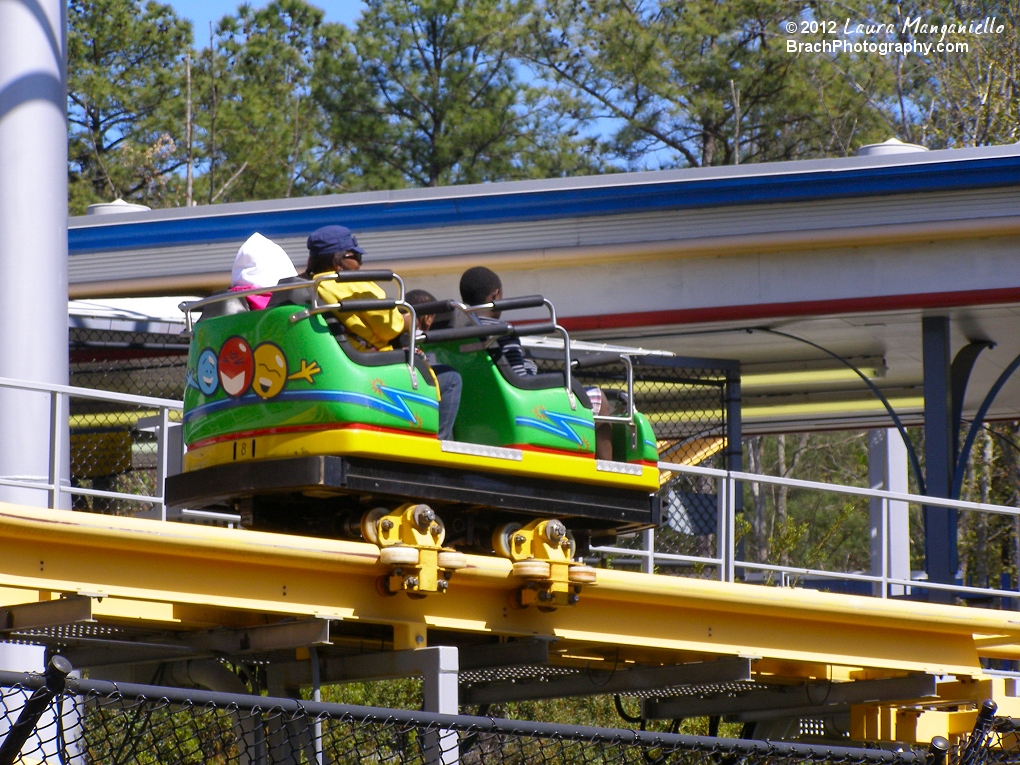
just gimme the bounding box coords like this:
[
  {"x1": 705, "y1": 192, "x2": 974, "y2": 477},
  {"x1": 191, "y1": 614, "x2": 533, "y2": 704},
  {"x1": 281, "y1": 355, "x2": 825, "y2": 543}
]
[{"x1": 230, "y1": 232, "x2": 298, "y2": 309}]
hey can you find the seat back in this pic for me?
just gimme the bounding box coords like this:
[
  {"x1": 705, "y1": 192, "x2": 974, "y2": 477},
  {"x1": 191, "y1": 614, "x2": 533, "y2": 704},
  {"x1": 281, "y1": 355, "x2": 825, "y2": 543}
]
[{"x1": 429, "y1": 339, "x2": 595, "y2": 454}]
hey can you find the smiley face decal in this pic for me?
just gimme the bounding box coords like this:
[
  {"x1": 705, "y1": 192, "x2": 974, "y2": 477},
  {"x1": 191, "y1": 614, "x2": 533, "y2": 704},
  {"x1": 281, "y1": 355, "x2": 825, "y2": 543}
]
[
  {"x1": 252, "y1": 342, "x2": 288, "y2": 399},
  {"x1": 196, "y1": 348, "x2": 219, "y2": 396},
  {"x1": 218, "y1": 336, "x2": 254, "y2": 397}
]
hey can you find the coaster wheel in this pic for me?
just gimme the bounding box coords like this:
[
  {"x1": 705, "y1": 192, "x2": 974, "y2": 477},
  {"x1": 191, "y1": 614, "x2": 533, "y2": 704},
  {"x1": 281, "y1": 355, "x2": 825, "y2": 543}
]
[
  {"x1": 360, "y1": 507, "x2": 389, "y2": 545},
  {"x1": 431, "y1": 514, "x2": 447, "y2": 546},
  {"x1": 565, "y1": 529, "x2": 578, "y2": 559},
  {"x1": 379, "y1": 545, "x2": 420, "y2": 566},
  {"x1": 512, "y1": 559, "x2": 551, "y2": 579},
  {"x1": 567, "y1": 565, "x2": 597, "y2": 584},
  {"x1": 492, "y1": 522, "x2": 522, "y2": 559}
]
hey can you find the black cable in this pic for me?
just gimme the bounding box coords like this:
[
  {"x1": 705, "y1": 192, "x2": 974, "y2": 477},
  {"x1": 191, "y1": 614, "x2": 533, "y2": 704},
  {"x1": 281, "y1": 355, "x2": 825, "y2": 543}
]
[
  {"x1": 974, "y1": 422, "x2": 1020, "y2": 458},
  {"x1": 614, "y1": 693, "x2": 643, "y2": 723},
  {"x1": 751, "y1": 327, "x2": 926, "y2": 495},
  {"x1": 586, "y1": 648, "x2": 620, "y2": 687},
  {"x1": 804, "y1": 664, "x2": 834, "y2": 706},
  {"x1": 952, "y1": 352, "x2": 1020, "y2": 499}
]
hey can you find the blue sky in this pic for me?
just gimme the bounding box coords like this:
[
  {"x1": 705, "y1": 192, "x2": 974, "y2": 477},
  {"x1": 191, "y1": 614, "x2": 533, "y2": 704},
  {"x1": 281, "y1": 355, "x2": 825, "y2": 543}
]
[{"x1": 169, "y1": 0, "x2": 367, "y2": 42}]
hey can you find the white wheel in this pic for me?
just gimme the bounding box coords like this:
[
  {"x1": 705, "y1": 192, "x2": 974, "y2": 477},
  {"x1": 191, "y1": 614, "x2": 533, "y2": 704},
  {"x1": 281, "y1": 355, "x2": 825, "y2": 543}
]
[
  {"x1": 512, "y1": 559, "x2": 551, "y2": 579},
  {"x1": 379, "y1": 545, "x2": 419, "y2": 566},
  {"x1": 437, "y1": 550, "x2": 467, "y2": 570},
  {"x1": 568, "y1": 565, "x2": 597, "y2": 584},
  {"x1": 565, "y1": 529, "x2": 577, "y2": 559},
  {"x1": 360, "y1": 507, "x2": 389, "y2": 545},
  {"x1": 492, "y1": 522, "x2": 522, "y2": 559}
]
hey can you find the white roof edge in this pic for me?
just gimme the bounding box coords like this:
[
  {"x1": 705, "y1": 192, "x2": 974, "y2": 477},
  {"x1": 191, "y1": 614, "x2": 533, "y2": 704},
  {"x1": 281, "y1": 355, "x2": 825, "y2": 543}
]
[{"x1": 69, "y1": 143, "x2": 1020, "y2": 228}]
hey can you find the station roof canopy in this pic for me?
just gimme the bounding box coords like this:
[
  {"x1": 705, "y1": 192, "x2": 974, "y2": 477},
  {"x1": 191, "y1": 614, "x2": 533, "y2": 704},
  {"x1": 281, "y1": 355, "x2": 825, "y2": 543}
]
[{"x1": 69, "y1": 143, "x2": 1020, "y2": 433}]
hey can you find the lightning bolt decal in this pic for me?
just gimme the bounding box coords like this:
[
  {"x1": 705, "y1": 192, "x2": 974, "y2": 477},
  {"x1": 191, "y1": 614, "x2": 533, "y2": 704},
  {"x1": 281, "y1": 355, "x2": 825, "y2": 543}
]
[
  {"x1": 515, "y1": 408, "x2": 595, "y2": 446},
  {"x1": 183, "y1": 386, "x2": 437, "y2": 425},
  {"x1": 374, "y1": 383, "x2": 440, "y2": 425}
]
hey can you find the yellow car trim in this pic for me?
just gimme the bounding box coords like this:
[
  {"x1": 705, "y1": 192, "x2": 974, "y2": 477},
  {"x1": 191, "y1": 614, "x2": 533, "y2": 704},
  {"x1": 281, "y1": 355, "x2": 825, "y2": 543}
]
[{"x1": 184, "y1": 427, "x2": 660, "y2": 492}]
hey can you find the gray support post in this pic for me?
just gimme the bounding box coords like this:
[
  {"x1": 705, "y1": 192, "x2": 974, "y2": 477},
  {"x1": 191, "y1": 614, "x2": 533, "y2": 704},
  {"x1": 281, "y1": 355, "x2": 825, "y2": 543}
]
[
  {"x1": 725, "y1": 370, "x2": 742, "y2": 579},
  {"x1": 310, "y1": 646, "x2": 323, "y2": 765},
  {"x1": 420, "y1": 647, "x2": 459, "y2": 765},
  {"x1": 0, "y1": 0, "x2": 70, "y2": 508},
  {"x1": 641, "y1": 529, "x2": 654, "y2": 574},
  {"x1": 869, "y1": 429, "x2": 911, "y2": 596},
  {"x1": 922, "y1": 317, "x2": 956, "y2": 599}
]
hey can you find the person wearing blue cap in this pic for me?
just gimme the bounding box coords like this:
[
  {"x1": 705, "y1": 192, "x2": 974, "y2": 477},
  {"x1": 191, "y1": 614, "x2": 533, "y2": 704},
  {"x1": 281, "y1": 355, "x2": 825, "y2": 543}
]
[{"x1": 303, "y1": 225, "x2": 405, "y2": 352}]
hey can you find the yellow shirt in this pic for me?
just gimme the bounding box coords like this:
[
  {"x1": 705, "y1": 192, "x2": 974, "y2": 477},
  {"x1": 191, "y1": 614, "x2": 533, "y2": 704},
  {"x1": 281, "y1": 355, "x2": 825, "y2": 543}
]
[{"x1": 314, "y1": 272, "x2": 405, "y2": 351}]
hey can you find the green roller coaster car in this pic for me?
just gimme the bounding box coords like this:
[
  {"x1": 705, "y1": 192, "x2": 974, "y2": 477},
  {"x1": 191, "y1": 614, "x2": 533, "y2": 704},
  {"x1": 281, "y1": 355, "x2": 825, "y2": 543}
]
[{"x1": 166, "y1": 270, "x2": 661, "y2": 552}]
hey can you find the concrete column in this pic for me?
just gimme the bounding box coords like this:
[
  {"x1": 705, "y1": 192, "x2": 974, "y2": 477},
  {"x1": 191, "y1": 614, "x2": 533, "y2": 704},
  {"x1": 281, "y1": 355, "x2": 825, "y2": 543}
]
[
  {"x1": 869, "y1": 429, "x2": 911, "y2": 596},
  {"x1": 0, "y1": 0, "x2": 69, "y2": 506},
  {"x1": 922, "y1": 316, "x2": 956, "y2": 600}
]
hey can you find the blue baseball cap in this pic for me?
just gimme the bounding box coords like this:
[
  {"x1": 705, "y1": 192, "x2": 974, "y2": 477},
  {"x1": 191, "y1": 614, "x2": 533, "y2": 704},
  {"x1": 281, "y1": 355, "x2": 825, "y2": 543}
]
[{"x1": 306, "y1": 225, "x2": 366, "y2": 260}]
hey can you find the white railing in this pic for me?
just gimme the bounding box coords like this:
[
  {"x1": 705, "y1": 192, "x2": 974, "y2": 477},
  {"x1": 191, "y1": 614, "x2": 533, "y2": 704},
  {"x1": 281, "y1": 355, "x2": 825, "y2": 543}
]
[
  {"x1": 0, "y1": 376, "x2": 182, "y2": 519},
  {"x1": 591, "y1": 461, "x2": 1020, "y2": 601}
]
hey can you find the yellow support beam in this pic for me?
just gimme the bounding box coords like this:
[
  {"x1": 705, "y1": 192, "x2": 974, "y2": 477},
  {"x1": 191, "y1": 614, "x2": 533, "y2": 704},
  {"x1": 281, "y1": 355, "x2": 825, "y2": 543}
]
[{"x1": 0, "y1": 502, "x2": 1015, "y2": 677}]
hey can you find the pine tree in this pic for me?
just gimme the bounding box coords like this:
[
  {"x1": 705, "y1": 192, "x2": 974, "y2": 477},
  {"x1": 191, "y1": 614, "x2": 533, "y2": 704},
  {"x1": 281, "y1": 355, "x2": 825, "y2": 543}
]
[
  {"x1": 67, "y1": 0, "x2": 193, "y2": 213},
  {"x1": 314, "y1": 0, "x2": 603, "y2": 189}
]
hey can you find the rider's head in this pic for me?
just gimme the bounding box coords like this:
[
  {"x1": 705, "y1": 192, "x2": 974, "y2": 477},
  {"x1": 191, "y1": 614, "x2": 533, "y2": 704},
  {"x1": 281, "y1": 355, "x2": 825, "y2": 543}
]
[
  {"x1": 305, "y1": 225, "x2": 365, "y2": 276},
  {"x1": 459, "y1": 267, "x2": 502, "y2": 316},
  {"x1": 406, "y1": 289, "x2": 438, "y2": 332}
]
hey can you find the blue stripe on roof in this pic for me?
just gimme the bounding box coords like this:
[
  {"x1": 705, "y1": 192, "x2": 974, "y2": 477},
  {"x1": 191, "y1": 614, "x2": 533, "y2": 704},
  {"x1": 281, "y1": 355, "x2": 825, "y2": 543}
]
[{"x1": 69, "y1": 156, "x2": 1020, "y2": 255}]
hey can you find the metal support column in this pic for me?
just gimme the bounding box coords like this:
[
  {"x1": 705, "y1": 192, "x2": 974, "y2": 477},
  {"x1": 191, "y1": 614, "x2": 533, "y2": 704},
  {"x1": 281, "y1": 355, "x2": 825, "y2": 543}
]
[
  {"x1": 869, "y1": 429, "x2": 910, "y2": 597},
  {"x1": 922, "y1": 316, "x2": 956, "y2": 599},
  {"x1": 420, "y1": 647, "x2": 459, "y2": 765},
  {"x1": 725, "y1": 370, "x2": 742, "y2": 580},
  {"x1": 0, "y1": 0, "x2": 69, "y2": 508}
]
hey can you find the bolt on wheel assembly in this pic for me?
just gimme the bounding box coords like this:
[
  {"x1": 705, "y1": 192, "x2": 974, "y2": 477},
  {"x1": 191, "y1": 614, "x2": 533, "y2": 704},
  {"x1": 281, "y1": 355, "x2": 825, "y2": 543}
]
[
  {"x1": 493, "y1": 518, "x2": 596, "y2": 609},
  {"x1": 362, "y1": 503, "x2": 467, "y2": 597}
]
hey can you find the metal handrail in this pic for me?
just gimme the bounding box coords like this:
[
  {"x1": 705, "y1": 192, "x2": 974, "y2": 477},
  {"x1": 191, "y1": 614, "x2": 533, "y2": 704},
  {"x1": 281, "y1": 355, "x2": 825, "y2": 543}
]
[
  {"x1": 0, "y1": 377, "x2": 181, "y2": 518},
  {"x1": 0, "y1": 376, "x2": 182, "y2": 410},
  {"x1": 641, "y1": 461, "x2": 1020, "y2": 600},
  {"x1": 660, "y1": 461, "x2": 1020, "y2": 517}
]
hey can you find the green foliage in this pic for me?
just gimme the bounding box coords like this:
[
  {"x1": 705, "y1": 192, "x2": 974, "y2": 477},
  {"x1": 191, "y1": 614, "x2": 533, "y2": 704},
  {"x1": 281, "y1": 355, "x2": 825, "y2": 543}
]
[
  {"x1": 837, "y1": 0, "x2": 1020, "y2": 148},
  {"x1": 66, "y1": 0, "x2": 1019, "y2": 208},
  {"x1": 742, "y1": 432, "x2": 874, "y2": 580},
  {"x1": 314, "y1": 0, "x2": 603, "y2": 188},
  {"x1": 955, "y1": 424, "x2": 1020, "y2": 591},
  {"x1": 525, "y1": 0, "x2": 889, "y2": 168},
  {"x1": 68, "y1": 0, "x2": 193, "y2": 213},
  {"x1": 195, "y1": 0, "x2": 347, "y2": 203},
  {"x1": 318, "y1": 677, "x2": 423, "y2": 708},
  {"x1": 315, "y1": 681, "x2": 745, "y2": 737}
]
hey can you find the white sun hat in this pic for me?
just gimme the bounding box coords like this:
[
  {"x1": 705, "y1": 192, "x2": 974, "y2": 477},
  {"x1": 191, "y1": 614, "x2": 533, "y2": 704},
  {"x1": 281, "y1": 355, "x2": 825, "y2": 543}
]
[{"x1": 231, "y1": 232, "x2": 298, "y2": 289}]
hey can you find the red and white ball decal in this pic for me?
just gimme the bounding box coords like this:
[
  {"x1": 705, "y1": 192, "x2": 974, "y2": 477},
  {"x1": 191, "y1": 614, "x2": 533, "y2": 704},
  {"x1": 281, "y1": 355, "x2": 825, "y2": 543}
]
[{"x1": 218, "y1": 336, "x2": 254, "y2": 397}]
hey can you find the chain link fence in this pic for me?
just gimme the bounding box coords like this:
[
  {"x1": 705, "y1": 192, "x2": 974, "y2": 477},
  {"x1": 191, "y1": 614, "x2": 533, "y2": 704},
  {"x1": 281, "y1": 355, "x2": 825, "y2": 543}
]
[
  {"x1": 0, "y1": 663, "x2": 943, "y2": 765},
  {"x1": 66, "y1": 322, "x2": 188, "y2": 516},
  {"x1": 533, "y1": 348, "x2": 740, "y2": 575}
]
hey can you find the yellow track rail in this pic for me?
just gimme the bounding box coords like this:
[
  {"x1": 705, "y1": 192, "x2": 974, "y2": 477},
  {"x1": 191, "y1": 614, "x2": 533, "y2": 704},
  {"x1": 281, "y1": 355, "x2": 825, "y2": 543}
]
[{"x1": 0, "y1": 501, "x2": 1015, "y2": 676}]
